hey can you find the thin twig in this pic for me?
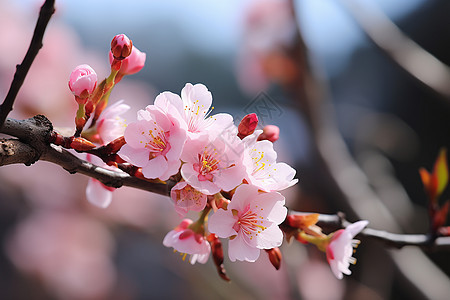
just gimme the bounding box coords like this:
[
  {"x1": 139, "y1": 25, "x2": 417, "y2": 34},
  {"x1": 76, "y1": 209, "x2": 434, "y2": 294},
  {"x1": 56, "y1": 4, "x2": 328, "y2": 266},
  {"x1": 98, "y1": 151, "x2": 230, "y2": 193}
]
[
  {"x1": 288, "y1": 211, "x2": 450, "y2": 251},
  {"x1": 0, "y1": 116, "x2": 174, "y2": 196},
  {"x1": 0, "y1": 0, "x2": 55, "y2": 129}
]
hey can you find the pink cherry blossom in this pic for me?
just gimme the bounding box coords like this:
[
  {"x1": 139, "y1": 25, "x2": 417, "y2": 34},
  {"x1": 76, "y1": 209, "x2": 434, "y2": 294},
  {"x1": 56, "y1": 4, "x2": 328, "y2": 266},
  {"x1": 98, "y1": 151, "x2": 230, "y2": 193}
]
[
  {"x1": 163, "y1": 219, "x2": 210, "y2": 264},
  {"x1": 171, "y1": 181, "x2": 207, "y2": 217},
  {"x1": 326, "y1": 220, "x2": 369, "y2": 279},
  {"x1": 154, "y1": 83, "x2": 234, "y2": 140},
  {"x1": 96, "y1": 100, "x2": 130, "y2": 144},
  {"x1": 242, "y1": 130, "x2": 297, "y2": 191},
  {"x1": 109, "y1": 46, "x2": 146, "y2": 76},
  {"x1": 118, "y1": 104, "x2": 187, "y2": 181},
  {"x1": 208, "y1": 184, "x2": 287, "y2": 262},
  {"x1": 85, "y1": 154, "x2": 116, "y2": 208},
  {"x1": 68, "y1": 64, "x2": 97, "y2": 101},
  {"x1": 180, "y1": 130, "x2": 246, "y2": 195}
]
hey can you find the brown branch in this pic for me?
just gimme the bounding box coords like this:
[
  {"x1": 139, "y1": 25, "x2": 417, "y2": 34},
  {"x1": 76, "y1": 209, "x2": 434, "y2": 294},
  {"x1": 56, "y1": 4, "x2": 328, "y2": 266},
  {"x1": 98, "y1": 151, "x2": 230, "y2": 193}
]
[
  {"x1": 0, "y1": 0, "x2": 56, "y2": 129},
  {"x1": 0, "y1": 116, "x2": 174, "y2": 196},
  {"x1": 0, "y1": 139, "x2": 37, "y2": 166}
]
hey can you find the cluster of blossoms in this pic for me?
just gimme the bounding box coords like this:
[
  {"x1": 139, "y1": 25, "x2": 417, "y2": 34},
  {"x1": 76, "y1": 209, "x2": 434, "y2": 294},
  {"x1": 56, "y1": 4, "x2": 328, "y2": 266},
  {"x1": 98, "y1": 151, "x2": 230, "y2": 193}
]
[{"x1": 64, "y1": 34, "x2": 368, "y2": 281}]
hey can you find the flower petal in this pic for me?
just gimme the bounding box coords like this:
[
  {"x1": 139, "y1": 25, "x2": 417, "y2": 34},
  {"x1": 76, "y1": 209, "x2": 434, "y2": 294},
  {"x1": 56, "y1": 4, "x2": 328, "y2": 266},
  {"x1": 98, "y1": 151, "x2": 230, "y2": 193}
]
[
  {"x1": 228, "y1": 233, "x2": 260, "y2": 262},
  {"x1": 86, "y1": 179, "x2": 113, "y2": 208},
  {"x1": 208, "y1": 209, "x2": 237, "y2": 238}
]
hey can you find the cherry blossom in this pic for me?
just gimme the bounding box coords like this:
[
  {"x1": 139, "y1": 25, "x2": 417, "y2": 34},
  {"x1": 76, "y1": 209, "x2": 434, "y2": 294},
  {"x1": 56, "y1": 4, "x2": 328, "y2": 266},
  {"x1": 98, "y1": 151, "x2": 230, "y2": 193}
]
[
  {"x1": 163, "y1": 219, "x2": 210, "y2": 264},
  {"x1": 118, "y1": 104, "x2": 187, "y2": 181},
  {"x1": 154, "y1": 83, "x2": 234, "y2": 140},
  {"x1": 242, "y1": 130, "x2": 297, "y2": 191},
  {"x1": 180, "y1": 130, "x2": 246, "y2": 195},
  {"x1": 109, "y1": 46, "x2": 146, "y2": 77},
  {"x1": 326, "y1": 220, "x2": 369, "y2": 279},
  {"x1": 170, "y1": 181, "x2": 207, "y2": 217},
  {"x1": 96, "y1": 100, "x2": 129, "y2": 144},
  {"x1": 208, "y1": 184, "x2": 287, "y2": 262},
  {"x1": 68, "y1": 64, "x2": 97, "y2": 102},
  {"x1": 85, "y1": 154, "x2": 116, "y2": 208}
]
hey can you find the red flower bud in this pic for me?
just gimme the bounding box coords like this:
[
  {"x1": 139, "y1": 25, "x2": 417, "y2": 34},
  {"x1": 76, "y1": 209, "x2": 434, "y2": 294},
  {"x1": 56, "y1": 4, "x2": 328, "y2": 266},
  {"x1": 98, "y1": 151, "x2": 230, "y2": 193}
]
[
  {"x1": 257, "y1": 125, "x2": 279, "y2": 142},
  {"x1": 111, "y1": 34, "x2": 133, "y2": 60},
  {"x1": 69, "y1": 137, "x2": 96, "y2": 151},
  {"x1": 238, "y1": 113, "x2": 258, "y2": 139},
  {"x1": 265, "y1": 248, "x2": 282, "y2": 270}
]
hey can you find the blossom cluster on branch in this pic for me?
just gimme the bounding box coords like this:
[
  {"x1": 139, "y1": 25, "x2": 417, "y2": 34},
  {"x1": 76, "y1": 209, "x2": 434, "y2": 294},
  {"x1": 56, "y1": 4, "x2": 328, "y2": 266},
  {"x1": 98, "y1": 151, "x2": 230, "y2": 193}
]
[{"x1": 52, "y1": 33, "x2": 371, "y2": 281}]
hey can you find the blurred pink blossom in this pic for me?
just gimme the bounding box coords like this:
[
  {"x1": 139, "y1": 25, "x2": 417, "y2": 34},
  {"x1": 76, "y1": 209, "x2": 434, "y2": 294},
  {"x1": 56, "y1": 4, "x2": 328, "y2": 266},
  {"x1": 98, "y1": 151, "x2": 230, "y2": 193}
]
[
  {"x1": 7, "y1": 211, "x2": 116, "y2": 300},
  {"x1": 96, "y1": 99, "x2": 130, "y2": 144}
]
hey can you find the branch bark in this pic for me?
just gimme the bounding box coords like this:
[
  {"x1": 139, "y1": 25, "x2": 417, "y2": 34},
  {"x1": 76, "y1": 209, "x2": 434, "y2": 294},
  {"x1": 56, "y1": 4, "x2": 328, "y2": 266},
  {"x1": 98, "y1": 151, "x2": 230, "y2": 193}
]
[
  {"x1": 288, "y1": 211, "x2": 450, "y2": 251},
  {"x1": 0, "y1": 0, "x2": 55, "y2": 128},
  {"x1": 0, "y1": 116, "x2": 174, "y2": 196}
]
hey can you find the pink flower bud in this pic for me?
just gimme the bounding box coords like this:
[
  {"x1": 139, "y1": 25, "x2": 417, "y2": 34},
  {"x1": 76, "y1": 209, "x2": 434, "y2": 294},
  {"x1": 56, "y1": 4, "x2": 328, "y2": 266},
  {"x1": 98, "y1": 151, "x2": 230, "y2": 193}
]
[
  {"x1": 68, "y1": 64, "x2": 97, "y2": 102},
  {"x1": 257, "y1": 125, "x2": 279, "y2": 142},
  {"x1": 238, "y1": 113, "x2": 258, "y2": 139},
  {"x1": 111, "y1": 34, "x2": 133, "y2": 60},
  {"x1": 108, "y1": 46, "x2": 146, "y2": 76}
]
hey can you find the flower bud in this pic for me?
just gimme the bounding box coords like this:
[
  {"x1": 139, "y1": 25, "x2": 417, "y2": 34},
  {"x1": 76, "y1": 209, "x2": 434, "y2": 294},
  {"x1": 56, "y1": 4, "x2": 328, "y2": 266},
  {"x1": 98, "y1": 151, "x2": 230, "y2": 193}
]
[
  {"x1": 111, "y1": 34, "x2": 133, "y2": 60},
  {"x1": 257, "y1": 125, "x2": 279, "y2": 142},
  {"x1": 265, "y1": 248, "x2": 282, "y2": 270},
  {"x1": 237, "y1": 113, "x2": 258, "y2": 139},
  {"x1": 109, "y1": 46, "x2": 146, "y2": 76},
  {"x1": 68, "y1": 64, "x2": 97, "y2": 103},
  {"x1": 69, "y1": 136, "x2": 96, "y2": 151}
]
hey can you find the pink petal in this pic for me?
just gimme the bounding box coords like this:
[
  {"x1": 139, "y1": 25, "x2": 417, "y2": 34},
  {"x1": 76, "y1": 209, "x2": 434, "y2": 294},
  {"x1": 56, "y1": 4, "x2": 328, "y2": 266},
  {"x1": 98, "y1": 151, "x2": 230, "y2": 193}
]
[
  {"x1": 118, "y1": 145, "x2": 149, "y2": 167},
  {"x1": 228, "y1": 233, "x2": 261, "y2": 262},
  {"x1": 346, "y1": 220, "x2": 369, "y2": 237},
  {"x1": 154, "y1": 91, "x2": 184, "y2": 120},
  {"x1": 182, "y1": 83, "x2": 212, "y2": 112},
  {"x1": 208, "y1": 209, "x2": 238, "y2": 238},
  {"x1": 123, "y1": 121, "x2": 152, "y2": 149},
  {"x1": 207, "y1": 113, "x2": 234, "y2": 133},
  {"x1": 181, "y1": 163, "x2": 220, "y2": 195},
  {"x1": 86, "y1": 179, "x2": 113, "y2": 208},
  {"x1": 213, "y1": 165, "x2": 246, "y2": 192},
  {"x1": 254, "y1": 223, "x2": 284, "y2": 249},
  {"x1": 159, "y1": 159, "x2": 181, "y2": 181},
  {"x1": 141, "y1": 155, "x2": 168, "y2": 179},
  {"x1": 165, "y1": 125, "x2": 187, "y2": 161},
  {"x1": 228, "y1": 184, "x2": 259, "y2": 212},
  {"x1": 145, "y1": 105, "x2": 172, "y2": 132}
]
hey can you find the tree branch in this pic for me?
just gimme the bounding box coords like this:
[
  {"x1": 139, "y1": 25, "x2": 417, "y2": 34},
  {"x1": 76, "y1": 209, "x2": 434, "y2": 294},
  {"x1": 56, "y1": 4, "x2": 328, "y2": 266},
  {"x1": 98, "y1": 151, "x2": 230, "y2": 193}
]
[
  {"x1": 288, "y1": 211, "x2": 450, "y2": 251},
  {"x1": 0, "y1": 116, "x2": 174, "y2": 196},
  {"x1": 0, "y1": 0, "x2": 55, "y2": 129}
]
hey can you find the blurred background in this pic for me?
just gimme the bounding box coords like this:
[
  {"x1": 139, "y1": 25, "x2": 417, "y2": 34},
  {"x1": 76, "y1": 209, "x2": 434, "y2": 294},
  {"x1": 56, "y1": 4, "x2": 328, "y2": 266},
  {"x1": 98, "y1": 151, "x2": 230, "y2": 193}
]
[{"x1": 0, "y1": 0, "x2": 450, "y2": 299}]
